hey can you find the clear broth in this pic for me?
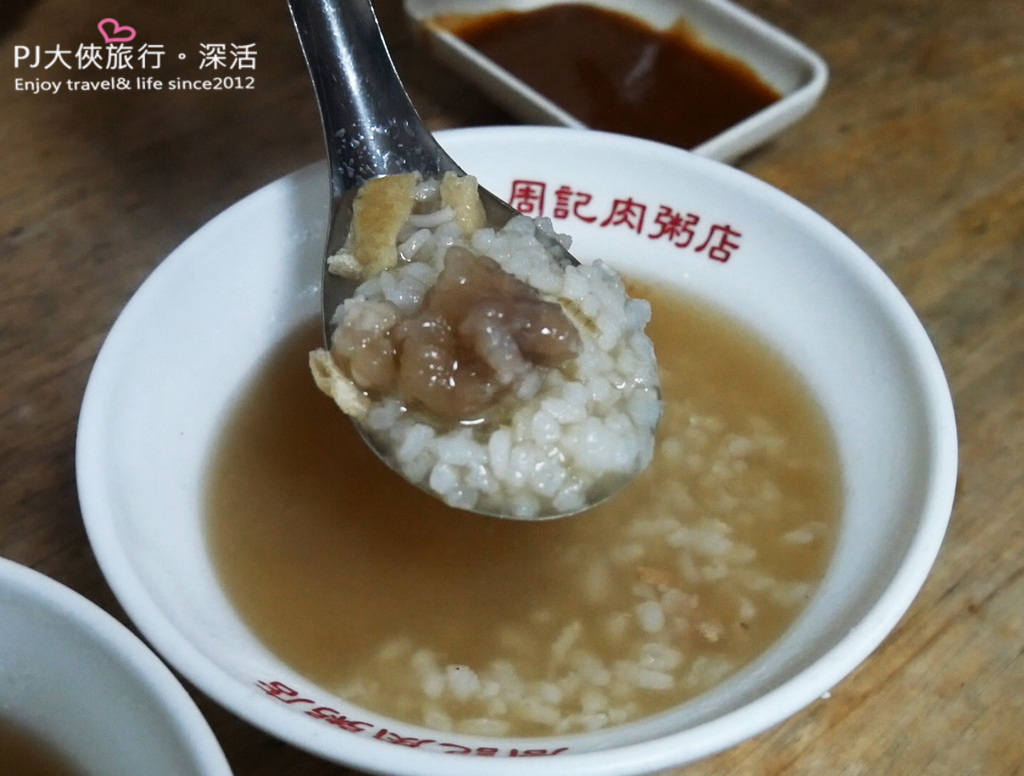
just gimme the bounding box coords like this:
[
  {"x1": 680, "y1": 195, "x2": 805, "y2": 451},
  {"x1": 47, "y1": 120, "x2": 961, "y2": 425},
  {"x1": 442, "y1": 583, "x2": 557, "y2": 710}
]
[{"x1": 206, "y1": 283, "x2": 841, "y2": 735}]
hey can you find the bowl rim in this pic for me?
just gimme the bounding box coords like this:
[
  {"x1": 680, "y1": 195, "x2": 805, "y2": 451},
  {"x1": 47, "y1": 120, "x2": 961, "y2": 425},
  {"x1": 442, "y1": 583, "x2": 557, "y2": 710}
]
[{"x1": 76, "y1": 126, "x2": 957, "y2": 776}]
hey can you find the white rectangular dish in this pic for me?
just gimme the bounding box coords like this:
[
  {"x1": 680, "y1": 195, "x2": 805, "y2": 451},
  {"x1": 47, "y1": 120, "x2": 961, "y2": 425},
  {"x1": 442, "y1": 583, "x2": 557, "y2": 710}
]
[{"x1": 403, "y1": 0, "x2": 828, "y2": 162}]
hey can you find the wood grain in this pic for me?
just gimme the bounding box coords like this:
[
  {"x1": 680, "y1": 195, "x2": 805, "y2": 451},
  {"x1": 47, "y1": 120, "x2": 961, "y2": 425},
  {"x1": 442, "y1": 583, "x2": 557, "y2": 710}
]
[{"x1": 1, "y1": 0, "x2": 1021, "y2": 774}]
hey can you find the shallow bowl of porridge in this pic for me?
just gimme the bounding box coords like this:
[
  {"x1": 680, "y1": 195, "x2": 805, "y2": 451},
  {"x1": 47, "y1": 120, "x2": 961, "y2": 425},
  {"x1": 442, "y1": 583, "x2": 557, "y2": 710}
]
[
  {"x1": 76, "y1": 127, "x2": 957, "y2": 775},
  {"x1": 0, "y1": 557, "x2": 232, "y2": 776}
]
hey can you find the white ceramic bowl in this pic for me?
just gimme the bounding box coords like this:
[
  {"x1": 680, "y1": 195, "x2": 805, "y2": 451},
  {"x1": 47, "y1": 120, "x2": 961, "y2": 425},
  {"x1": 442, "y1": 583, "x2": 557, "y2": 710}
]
[
  {"x1": 404, "y1": 0, "x2": 829, "y2": 162},
  {"x1": 76, "y1": 127, "x2": 956, "y2": 775},
  {"x1": 0, "y1": 557, "x2": 233, "y2": 776}
]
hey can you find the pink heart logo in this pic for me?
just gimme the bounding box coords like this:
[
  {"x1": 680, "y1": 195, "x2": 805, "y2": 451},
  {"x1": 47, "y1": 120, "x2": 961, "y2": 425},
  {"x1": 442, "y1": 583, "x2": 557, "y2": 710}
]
[{"x1": 97, "y1": 18, "x2": 136, "y2": 44}]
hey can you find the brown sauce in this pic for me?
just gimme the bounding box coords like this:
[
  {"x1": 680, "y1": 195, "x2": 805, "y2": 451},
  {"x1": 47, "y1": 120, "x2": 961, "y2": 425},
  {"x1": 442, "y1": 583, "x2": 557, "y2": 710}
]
[
  {"x1": 434, "y1": 4, "x2": 781, "y2": 149},
  {"x1": 0, "y1": 721, "x2": 83, "y2": 776},
  {"x1": 206, "y1": 283, "x2": 841, "y2": 736}
]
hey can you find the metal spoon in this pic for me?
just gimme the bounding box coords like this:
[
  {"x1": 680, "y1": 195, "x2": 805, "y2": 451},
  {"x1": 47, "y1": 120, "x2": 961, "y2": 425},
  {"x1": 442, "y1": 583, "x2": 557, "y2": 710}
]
[
  {"x1": 287, "y1": 0, "x2": 576, "y2": 341},
  {"x1": 287, "y1": 0, "x2": 630, "y2": 520}
]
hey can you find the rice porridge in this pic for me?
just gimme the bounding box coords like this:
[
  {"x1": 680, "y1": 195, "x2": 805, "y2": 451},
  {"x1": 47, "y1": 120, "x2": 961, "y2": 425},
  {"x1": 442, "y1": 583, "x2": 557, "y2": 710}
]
[
  {"x1": 206, "y1": 281, "x2": 842, "y2": 737},
  {"x1": 310, "y1": 172, "x2": 662, "y2": 518}
]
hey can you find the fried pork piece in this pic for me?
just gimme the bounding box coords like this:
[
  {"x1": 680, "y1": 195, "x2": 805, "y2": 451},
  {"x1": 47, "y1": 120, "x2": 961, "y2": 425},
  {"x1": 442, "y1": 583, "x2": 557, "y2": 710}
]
[{"x1": 327, "y1": 171, "x2": 486, "y2": 281}]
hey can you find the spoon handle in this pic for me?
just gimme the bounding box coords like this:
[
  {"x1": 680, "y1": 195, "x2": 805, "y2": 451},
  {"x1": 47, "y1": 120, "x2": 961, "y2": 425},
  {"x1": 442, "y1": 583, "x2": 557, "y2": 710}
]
[{"x1": 286, "y1": 0, "x2": 460, "y2": 195}]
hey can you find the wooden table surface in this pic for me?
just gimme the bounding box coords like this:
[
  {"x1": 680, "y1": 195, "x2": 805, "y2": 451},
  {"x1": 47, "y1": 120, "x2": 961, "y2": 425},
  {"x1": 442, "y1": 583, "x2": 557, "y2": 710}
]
[{"x1": 2, "y1": 0, "x2": 1022, "y2": 773}]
